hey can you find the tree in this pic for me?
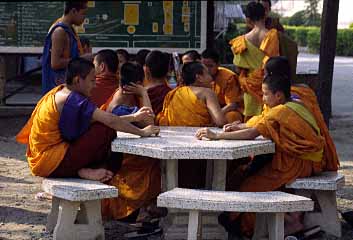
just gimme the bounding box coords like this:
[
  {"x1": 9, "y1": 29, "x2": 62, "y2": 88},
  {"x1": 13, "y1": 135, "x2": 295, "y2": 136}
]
[{"x1": 304, "y1": 0, "x2": 321, "y2": 26}]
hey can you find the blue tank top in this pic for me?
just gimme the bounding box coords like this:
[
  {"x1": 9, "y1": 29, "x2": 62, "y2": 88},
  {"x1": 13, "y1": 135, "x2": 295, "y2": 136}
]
[{"x1": 41, "y1": 22, "x2": 80, "y2": 94}]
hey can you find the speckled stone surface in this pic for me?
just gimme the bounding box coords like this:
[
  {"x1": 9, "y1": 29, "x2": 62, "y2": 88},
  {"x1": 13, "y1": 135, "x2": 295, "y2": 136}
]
[
  {"x1": 157, "y1": 188, "x2": 314, "y2": 213},
  {"x1": 112, "y1": 127, "x2": 275, "y2": 160},
  {"x1": 286, "y1": 172, "x2": 345, "y2": 191},
  {"x1": 42, "y1": 178, "x2": 118, "y2": 202}
]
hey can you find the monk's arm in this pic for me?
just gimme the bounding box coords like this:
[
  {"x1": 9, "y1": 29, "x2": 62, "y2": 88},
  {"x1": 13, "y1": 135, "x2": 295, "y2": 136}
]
[
  {"x1": 196, "y1": 127, "x2": 259, "y2": 140},
  {"x1": 92, "y1": 108, "x2": 158, "y2": 137},
  {"x1": 51, "y1": 28, "x2": 71, "y2": 70},
  {"x1": 205, "y1": 90, "x2": 227, "y2": 127}
]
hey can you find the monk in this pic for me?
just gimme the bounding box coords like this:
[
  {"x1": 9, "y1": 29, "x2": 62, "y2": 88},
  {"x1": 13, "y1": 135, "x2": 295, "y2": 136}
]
[
  {"x1": 16, "y1": 58, "x2": 159, "y2": 182},
  {"x1": 229, "y1": 1, "x2": 279, "y2": 120},
  {"x1": 42, "y1": 1, "x2": 91, "y2": 94},
  {"x1": 201, "y1": 48, "x2": 243, "y2": 123},
  {"x1": 90, "y1": 49, "x2": 119, "y2": 107},
  {"x1": 258, "y1": 0, "x2": 284, "y2": 32},
  {"x1": 143, "y1": 50, "x2": 172, "y2": 116},
  {"x1": 196, "y1": 72, "x2": 326, "y2": 237},
  {"x1": 101, "y1": 62, "x2": 162, "y2": 222},
  {"x1": 182, "y1": 50, "x2": 201, "y2": 64},
  {"x1": 157, "y1": 62, "x2": 226, "y2": 188}
]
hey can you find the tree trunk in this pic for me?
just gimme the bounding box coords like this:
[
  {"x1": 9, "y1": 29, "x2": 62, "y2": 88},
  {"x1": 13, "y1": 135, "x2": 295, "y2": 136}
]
[{"x1": 318, "y1": 0, "x2": 340, "y2": 127}]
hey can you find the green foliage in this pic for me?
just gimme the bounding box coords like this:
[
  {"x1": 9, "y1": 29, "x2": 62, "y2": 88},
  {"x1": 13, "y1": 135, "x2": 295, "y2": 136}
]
[
  {"x1": 349, "y1": 23, "x2": 353, "y2": 29},
  {"x1": 288, "y1": 10, "x2": 306, "y2": 26},
  {"x1": 307, "y1": 28, "x2": 320, "y2": 53},
  {"x1": 304, "y1": 0, "x2": 321, "y2": 26},
  {"x1": 335, "y1": 30, "x2": 353, "y2": 56}
]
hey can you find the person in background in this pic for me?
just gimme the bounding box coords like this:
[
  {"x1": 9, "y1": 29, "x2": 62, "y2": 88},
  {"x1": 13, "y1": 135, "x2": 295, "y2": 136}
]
[
  {"x1": 41, "y1": 1, "x2": 91, "y2": 94},
  {"x1": 90, "y1": 49, "x2": 119, "y2": 107},
  {"x1": 116, "y1": 49, "x2": 130, "y2": 71},
  {"x1": 135, "y1": 49, "x2": 151, "y2": 67},
  {"x1": 201, "y1": 48, "x2": 243, "y2": 123},
  {"x1": 181, "y1": 50, "x2": 201, "y2": 64},
  {"x1": 258, "y1": 0, "x2": 284, "y2": 32},
  {"x1": 80, "y1": 36, "x2": 92, "y2": 54}
]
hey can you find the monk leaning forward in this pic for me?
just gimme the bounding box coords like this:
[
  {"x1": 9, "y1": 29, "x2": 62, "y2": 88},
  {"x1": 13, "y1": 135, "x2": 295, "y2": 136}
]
[
  {"x1": 17, "y1": 58, "x2": 159, "y2": 182},
  {"x1": 196, "y1": 70, "x2": 335, "y2": 237}
]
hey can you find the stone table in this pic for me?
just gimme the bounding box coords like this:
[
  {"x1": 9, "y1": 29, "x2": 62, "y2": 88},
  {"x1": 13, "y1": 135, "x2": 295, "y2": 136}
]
[{"x1": 111, "y1": 126, "x2": 275, "y2": 239}]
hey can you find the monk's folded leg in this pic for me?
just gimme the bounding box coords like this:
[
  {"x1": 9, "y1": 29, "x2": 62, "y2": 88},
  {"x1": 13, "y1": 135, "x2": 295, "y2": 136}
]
[{"x1": 50, "y1": 123, "x2": 119, "y2": 178}]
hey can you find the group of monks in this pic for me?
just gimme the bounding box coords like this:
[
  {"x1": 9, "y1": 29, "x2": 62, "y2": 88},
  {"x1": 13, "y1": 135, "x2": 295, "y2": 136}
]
[{"x1": 15, "y1": 0, "x2": 340, "y2": 238}]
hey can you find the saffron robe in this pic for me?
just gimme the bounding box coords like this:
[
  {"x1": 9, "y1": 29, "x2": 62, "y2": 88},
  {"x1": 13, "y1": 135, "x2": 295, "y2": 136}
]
[
  {"x1": 230, "y1": 29, "x2": 279, "y2": 117},
  {"x1": 234, "y1": 103, "x2": 325, "y2": 236},
  {"x1": 212, "y1": 67, "x2": 243, "y2": 123},
  {"x1": 16, "y1": 86, "x2": 69, "y2": 176}
]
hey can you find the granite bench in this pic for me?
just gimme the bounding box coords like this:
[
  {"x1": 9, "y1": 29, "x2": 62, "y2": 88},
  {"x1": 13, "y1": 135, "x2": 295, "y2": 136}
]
[
  {"x1": 157, "y1": 188, "x2": 314, "y2": 240},
  {"x1": 42, "y1": 178, "x2": 118, "y2": 240},
  {"x1": 286, "y1": 171, "x2": 345, "y2": 237}
]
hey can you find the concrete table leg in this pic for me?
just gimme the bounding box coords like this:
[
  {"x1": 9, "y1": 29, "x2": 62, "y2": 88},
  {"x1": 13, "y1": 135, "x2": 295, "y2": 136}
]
[
  {"x1": 267, "y1": 213, "x2": 284, "y2": 240},
  {"x1": 46, "y1": 196, "x2": 60, "y2": 232},
  {"x1": 187, "y1": 210, "x2": 202, "y2": 240}
]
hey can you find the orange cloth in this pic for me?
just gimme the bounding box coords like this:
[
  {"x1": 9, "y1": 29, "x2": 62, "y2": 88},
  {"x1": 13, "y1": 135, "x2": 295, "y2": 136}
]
[
  {"x1": 291, "y1": 85, "x2": 339, "y2": 171},
  {"x1": 213, "y1": 67, "x2": 243, "y2": 123},
  {"x1": 147, "y1": 83, "x2": 172, "y2": 115},
  {"x1": 229, "y1": 29, "x2": 279, "y2": 104},
  {"x1": 16, "y1": 85, "x2": 69, "y2": 177},
  {"x1": 234, "y1": 103, "x2": 325, "y2": 236},
  {"x1": 50, "y1": 18, "x2": 84, "y2": 56},
  {"x1": 156, "y1": 86, "x2": 212, "y2": 188},
  {"x1": 102, "y1": 155, "x2": 161, "y2": 219},
  {"x1": 156, "y1": 86, "x2": 212, "y2": 126},
  {"x1": 101, "y1": 94, "x2": 161, "y2": 220},
  {"x1": 90, "y1": 72, "x2": 119, "y2": 107}
]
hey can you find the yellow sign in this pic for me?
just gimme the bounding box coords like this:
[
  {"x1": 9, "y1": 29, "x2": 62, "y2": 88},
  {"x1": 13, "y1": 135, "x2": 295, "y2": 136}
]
[
  {"x1": 152, "y1": 22, "x2": 158, "y2": 33},
  {"x1": 127, "y1": 25, "x2": 136, "y2": 34},
  {"x1": 124, "y1": 4, "x2": 139, "y2": 25},
  {"x1": 163, "y1": 23, "x2": 173, "y2": 35},
  {"x1": 182, "y1": 15, "x2": 189, "y2": 23},
  {"x1": 87, "y1": 1, "x2": 95, "y2": 8},
  {"x1": 74, "y1": 25, "x2": 85, "y2": 34},
  {"x1": 163, "y1": 1, "x2": 173, "y2": 9},
  {"x1": 184, "y1": 23, "x2": 189, "y2": 32}
]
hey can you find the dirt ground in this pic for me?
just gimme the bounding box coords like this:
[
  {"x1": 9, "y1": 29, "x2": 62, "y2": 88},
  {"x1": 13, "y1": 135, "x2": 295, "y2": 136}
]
[{"x1": 0, "y1": 113, "x2": 353, "y2": 240}]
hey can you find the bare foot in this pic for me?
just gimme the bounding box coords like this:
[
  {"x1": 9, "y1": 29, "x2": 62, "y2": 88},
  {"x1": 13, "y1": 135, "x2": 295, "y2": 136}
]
[{"x1": 78, "y1": 168, "x2": 114, "y2": 183}]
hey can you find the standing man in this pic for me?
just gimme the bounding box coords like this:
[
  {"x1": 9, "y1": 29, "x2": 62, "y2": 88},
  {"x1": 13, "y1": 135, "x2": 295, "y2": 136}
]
[{"x1": 42, "y1": 1, "x2": 90, "y2": 94}]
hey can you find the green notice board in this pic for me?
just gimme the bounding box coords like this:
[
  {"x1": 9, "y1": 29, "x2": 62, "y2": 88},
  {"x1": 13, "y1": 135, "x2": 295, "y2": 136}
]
[{"x1": 0, "y1": 1, "x2": 206, "y2": 53}]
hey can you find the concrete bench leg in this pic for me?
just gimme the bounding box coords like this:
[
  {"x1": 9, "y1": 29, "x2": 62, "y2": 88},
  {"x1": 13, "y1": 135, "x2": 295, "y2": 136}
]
[
  {"x1": 296, "y1": 189, "x2": 341, "y2": 237},
  {"x1": 46, "y1": 196, "x2": 60, "y2": 233},
  {"x1": 187, "y1": 210, "x2": 202, "y2": 240},
  {"x1": 253, "y1": 213, "x2": 284, "y2": 240},
  {"x1": 53, "y1": 199, "x2": 105, "y2": 240}
]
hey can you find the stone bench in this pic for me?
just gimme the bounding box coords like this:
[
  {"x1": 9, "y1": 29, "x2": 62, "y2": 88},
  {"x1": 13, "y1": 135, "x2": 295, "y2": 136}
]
[
  {"x1": 157, "y1": 188, "x2": 314, "y2": 240},
  {"x1": 285, "y1": 171, "x2": 345, "y2": 237},
  {"x1": 42, "y1": 178, "x2": 118, "y2": 240}
]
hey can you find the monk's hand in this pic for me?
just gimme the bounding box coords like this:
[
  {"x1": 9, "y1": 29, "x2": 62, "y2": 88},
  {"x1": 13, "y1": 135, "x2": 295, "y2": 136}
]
[
  {"x1": 223, "y1": 121, "x2": 241, "y2": 132},
  {"x1": 195, "y1": 128, "x2": 218, "y2": 140},
  {"x1": 123, "y1": 83, "x2": 147, "y2": 96},
  {"x1": 133, "y1": 107, "x2": 155, "y2": 122},
  {"x1": 141, "y1": 125, "x2": 160, "y2": 137}
]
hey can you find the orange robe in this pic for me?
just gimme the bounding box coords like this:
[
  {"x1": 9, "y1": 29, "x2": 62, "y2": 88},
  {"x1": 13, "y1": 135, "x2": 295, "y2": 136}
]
[
  {"x1": 234, "y1": 103, "x2": 325, "y2": 236},
  {"x1": 90, "y1": 72, "x2": 119, "y2": 107},
  {"x1": 156, "y1": 86, "x2": 213, "y2": 188},
  {"x1": 212, "y1": 67, "x2": 243, "y2": 123},
  {"x1": 101, "y1": 95, "x2": 161, "y2": 220},
  {"x1": 291, "y1": 85, "x2": 339, "y2": 171},
  {"x1": 157, "y1": 86, "x2": 212, "y2": 127},
  {"x1": 230, "y1": 29, "x2": 279, "y2": 118},
  {"x1": 16, "y1": 85, "x2": 69, "y2": 177}
]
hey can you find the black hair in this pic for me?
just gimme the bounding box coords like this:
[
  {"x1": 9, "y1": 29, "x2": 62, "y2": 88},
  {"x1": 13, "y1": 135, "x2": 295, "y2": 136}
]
[
  {"x1": 80, "y1": 36, "x2": 90, "y2": 48},
  {"x1": 245, "y1": 2, "x2": 265, "y2": 22},
  {"x1": 64, "y1": 1, "x2": 88, "y2": 15},
  {"x1": 263, "y1": 73, "x2": 291, "y2": 100},
  {"x1": 265, "y1": 56, "x2": 290, "y2": 79},
  {"x1": 259, "y1": 0, "x2": 271, "y2": 10},
  {"x1": 182, "y1": 62, "x2": 205, "y2": 86},
  {"x1": 183, "y1": 50, "x2": 201, "y2": 62},
  {"x1": 145, "y1": 50, "x2": 169, "y2": 78},
  {"x1": 95, "y1": 49, "x2": 119, "y2": 73},
  {"x1": 201, "y1": 48, "x2": 220, "y2": 63},
  {"x1": 135, "y1": 49, "x2": 151, "y2": 66},
  {"x1": 116, "y1": 49, "x2": 130, "y2": 62},
  {"x1": 120, "y1": 62, "x2": 145, "y2": 87},
  {"x1": 66, "y1": 58, "x2": 94, "y2": 85}
]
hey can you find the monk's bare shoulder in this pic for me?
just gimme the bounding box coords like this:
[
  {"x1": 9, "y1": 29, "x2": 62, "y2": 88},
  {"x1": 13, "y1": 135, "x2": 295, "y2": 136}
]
[
  {"x1": 51, "y1": 27, "x2": 69, "y2": 44},
  {"x1": 54, "y1": 88, "x2": 70, "y2": 113}
]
